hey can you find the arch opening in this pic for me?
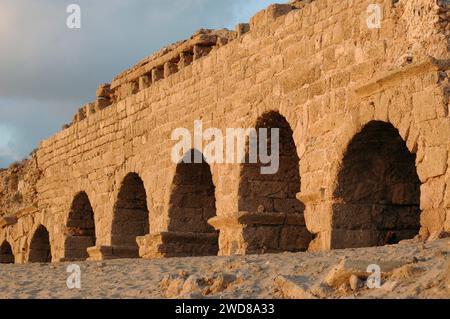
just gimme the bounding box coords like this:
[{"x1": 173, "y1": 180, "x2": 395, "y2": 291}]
[
  {"x1": 0, "y1": 241, "x2": 14, "y2": 264},
  {"x1": 238, "y1": 111, "x2": 311, "y2": 253},
  {"x1": 332, "y1": 121, "x2": 421, "y2": 248},
  {"x1": 111, "y1": 173, "x2": 149, "y2": 257},
  {"x1": 29, "y1": 225, "x2": 52, "y2": 263},
  {"x1": 64, "y1": 192, "x2": 96, "y2": 261},
  {"x1": 168, "y1": 149, "x2": 218, "y2": 256}
]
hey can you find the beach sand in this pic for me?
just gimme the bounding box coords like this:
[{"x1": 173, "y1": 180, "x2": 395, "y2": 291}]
[{"x1": 0, "y1": 238, "x2": 448, "y2": 299}]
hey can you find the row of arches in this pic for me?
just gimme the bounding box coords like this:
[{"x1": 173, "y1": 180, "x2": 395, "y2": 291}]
[
  {"x1": 1, "y1": 225, "x2": 52, "y2": 264},
  {"x1": 58, "y1": 150, "x2": 219, "y2": 261},
  {"x1": 0, "y1": 112, "x2": 422, "y2": 263}
]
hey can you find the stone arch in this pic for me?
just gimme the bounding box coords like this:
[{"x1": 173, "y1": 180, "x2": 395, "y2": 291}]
[
  {"x1": 111, "y1": 172, "x2": 149, "y2": 258},
  {"x1": 64, "y1": 191, "x2": 96, "y2": 261},
  {"x1": 0, "y1": 241, "x2": 14, "y2": 264},
  {"x1": 167, "y1": 149, "x2": 219, "y2": 256},
  {"x1": 237, "y1": 110, "x2": 312, "y2": 253},
  {"x1": 332, "y1": 120, "x2": 421, "y2": 248},
  {"x1": 29, "y1": 225, "x2": 52, "y2": 263}
]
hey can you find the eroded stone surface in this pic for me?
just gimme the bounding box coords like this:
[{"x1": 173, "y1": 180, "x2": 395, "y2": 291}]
[{"x1": 0, "y1": 0, "x2": 449, "y2": 263}]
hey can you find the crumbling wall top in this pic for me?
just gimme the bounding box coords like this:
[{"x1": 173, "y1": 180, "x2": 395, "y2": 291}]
[
  {"x1": 111, "y1": 28, "x2": 237, "y2": 89},
  {"x1": 0, "y1": 156, "x2": 41, "y2": 218}
]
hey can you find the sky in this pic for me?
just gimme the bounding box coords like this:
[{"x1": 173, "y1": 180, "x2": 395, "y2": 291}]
[{"x1": 0, "y1": 0, "x2": 279, "y2": 168}]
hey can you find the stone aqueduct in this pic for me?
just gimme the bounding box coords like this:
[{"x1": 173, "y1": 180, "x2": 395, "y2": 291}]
[{"x1": 0, "y1": 0, "x2": 449, "y2": 264}]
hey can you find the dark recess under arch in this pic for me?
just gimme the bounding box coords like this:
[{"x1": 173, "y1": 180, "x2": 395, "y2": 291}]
[{"x1": 332, "y1": 121, "x2": 421, "y2": 248}]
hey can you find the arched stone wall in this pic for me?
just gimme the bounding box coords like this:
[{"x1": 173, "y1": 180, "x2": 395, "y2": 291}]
[
  {"x1": 28, "y1": 225, "x2": 52, "y2": 263},
  {"x1": 160, "y1": 149, "x2": 220, "y2": 257},
  {"x1": 64, "y1": 192, "x2": 96, "y2": 261},
  {"x1": 110, "y1": 172, "x2": 149, "y2": 258},
  {"x1": 0, "y1": 241, "x2": 14, "y2": 264},
  {"x1": 332, "y1": 120, "x2": 421, "y2": 248},
  {"x1": 234, "y1": 111, "x2": 312, "y2": 254},
  {"x1": 0, "y1": 0, "x2": 448, "y2": 261}
]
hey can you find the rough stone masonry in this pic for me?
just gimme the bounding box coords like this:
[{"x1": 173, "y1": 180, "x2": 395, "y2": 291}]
[{"x1": 0, "y1": 0, "x2": 449, "y2": 263}]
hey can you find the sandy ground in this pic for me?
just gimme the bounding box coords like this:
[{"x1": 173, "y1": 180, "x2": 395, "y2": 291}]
[{"x1": 0, "y1": 239, "x2": 449, "y2": 299}]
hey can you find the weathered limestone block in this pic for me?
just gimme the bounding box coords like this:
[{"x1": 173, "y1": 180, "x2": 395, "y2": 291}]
[
  {"x1": 86, "y1": 245, "x2": 112, "y2": 261},
  {"x1": 324, "y1": 259, "x2": 407, "y2": 288},
  {"x1": 139, "y1": 74, "x2": 151, "y2": 90},
  {"x1": 193, "y1": 45, "x2": 213, "y2": 60},
  {"x1": 87, "y1": 245, "x2": 138, "y2": 261},
  {"x1": 137, "y1": 232, "x2": 218, "y2": 259},
  {"x1": 95, "y1": 98, "x2": 110, "y2": 111},
  {"x1": 266, "y1": 4, "x2": 294, "y2": 21},
  {"x1": 235, "y1": 23, "x2": 250, "y2": 37},
  {"x1": 420, "y1": 208, "x2": 447, "y2": 234},
  {"x1": 151, "y1": 67, "x2": 164, "y2": 83},
  {"x1": 301, "y1": 200, "x2": 329, "y2": 234},
  {"x1": 74, "y1": 106, "x2": 87, "y2": 122},
  {"x1": 412, "y1": 87, "x2": 447, "y2": 122},
  {"x1": 216, "y1": 36, "x2": 230, "y2": 47},
  {"x1": 96, "y1": 83, "x2": 112, "y2": 99},
  {"x1": 164, "y1": 61, "x2": 178, "y2": 78},
  {"x1": 330, "y1": 229, "x2": 378, "y2": 249},
  {"x1": 179, "y1": 51, "x2": 193, "y2": 68},
  {"x1": 421, "y1": 118, "x2": 450, "y2": 147},
  {"x1": 116, "y1": 81, "x2": 138, "y2": 101},
  {"x1": 209, "y1": 212, "x2": 311, "y2": 255},
  {"x1": 0, "y1": 216, "x2": 17, "y2": 228},
  {"x1": 275, "y1": 275, "x2": 317, "y2": 299},
  {"x1": 250, "y1": 3, "x2": 294, "y2": 31},
  {"x1": 417, "y1": 147, "x2": 448, "y2": 181},
  {"x1": 420, "y1": 177, "x2": 446, "y2": 210}
]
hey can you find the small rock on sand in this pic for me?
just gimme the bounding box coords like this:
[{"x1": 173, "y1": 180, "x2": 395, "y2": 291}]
[
  {"x1": 275, "y1": 275, "x2": 317, "y2": 299},
  {"x1": 349, "y1": 275, "x2": 362, "y2": 291}
]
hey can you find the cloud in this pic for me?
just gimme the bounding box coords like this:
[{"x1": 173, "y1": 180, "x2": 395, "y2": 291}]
[
  {"x1": 0, "y1": 97, "x2": 77, "y2": 167},
  {"x1": 0, "y1": 0, "x2": 279, "y2": 167},
  {"x1": 0, "y1": 124, "x2": 21, "y2": 165}
]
